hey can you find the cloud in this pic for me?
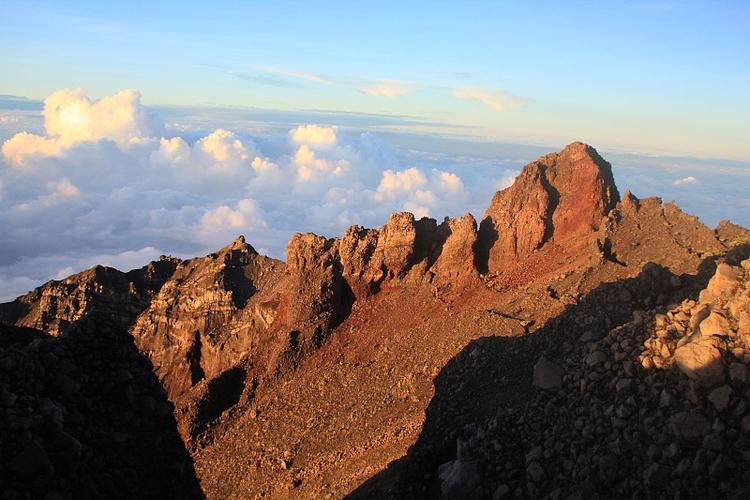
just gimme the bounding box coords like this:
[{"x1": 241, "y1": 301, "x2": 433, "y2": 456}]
[
  {"x1": 360, "y1": 81, "x2": 411, "y2": 99},
  {"x1": 373, "y1": 167, "x2": 467, "y2": 217},
  {"x1": 435, "y1": 170, "x2": 464, "y2": 193},
  {"x1": 375, "y1": 167, "x2": 428, "y2": 202},
  {"x1": 673, "y1": 176, "x2": 698, "y2": 186},
  {"x1": 2, "y1": 88, "x2": 161, "y2": 166},
  {"x1": 200, "y1": 198, "x2": 266, "y2": 230},
  {"x1": 251, "y1": 156, "x2": 280, "y2": 174},
  {"x1": 46, "y1": 178, "x2": 80, "y2": 202},
  {"x1": 226, "y1": 70, "x2": 302, "y2": 88},
  {"x1": 495, "y1": 170, "x2": 520, "y2": 191},
  {"x1": 151, "y1": 129, "x2": 255, "y2": 183},
  {"x1": 453, "y1": 87, "x2": 526, "y2": 112},
  {"x1": 293, "y1": 145, "x2": 349, "y2": 180},
  {"x1": 253, "y1": 66, "x2": 331, "y2": 85},
  {"x1": 2, "y1": 132, "x2": 63, "y2": 165},
  {"x1": 0, "y1": 88, "x2": 514, "y2": 302},
  {"x1": 290, "y1": 124, "x2": 338, "y2": 148}
]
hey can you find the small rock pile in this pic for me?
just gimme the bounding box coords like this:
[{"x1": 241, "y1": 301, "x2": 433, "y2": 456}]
[
  {"x1": 0, "y1": 315, "x2": 201, "y2": 499},
  {"x1": 438, "y1": 258, "x2": 750, "y2": 499}
]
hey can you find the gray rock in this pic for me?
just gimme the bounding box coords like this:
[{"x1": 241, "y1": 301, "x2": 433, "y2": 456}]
[
  {"x1": 708, "y1": 385, "x2": 732, "y2": 412},
  {"x1": 669, "y1": 411, "x2": 710, "y2": 440},
  {"x1": 438, "y1": 460, "x2": 481, "y2": 500},
  {"x1": 586, "y1": 351, "x2": 607, "y2": 368},
  {"x1": 526, "y1": 461, "x2": 545, "y2": 483},
  {"x1": 702, "y1": 433, "x2": 724, "y2": 451},
  {"x1": 741, "y1": 415, "x2": 750, "y2": 434},
  {"x1": 533, "y1": 356, "x2": 562, "y2": 390},
  {"x1": 729, "y1": 362, "x2": 749, "y2": 385},
  {"x1": 492, "y1": 484, "x2": 511, "y2": 500},
  {"x1": 10, "y1": 441, "x2": 51, "y2": 476}
]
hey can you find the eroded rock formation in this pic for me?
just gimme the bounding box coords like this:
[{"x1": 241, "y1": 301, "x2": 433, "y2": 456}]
[{"x1": 2, "y1": 142, "x2": 749, "y2": 499}]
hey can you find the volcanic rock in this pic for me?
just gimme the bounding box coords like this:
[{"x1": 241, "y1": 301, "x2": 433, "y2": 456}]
[
  {"x1": 477, "y1": 142, "x2": 619, "y2": 273},
  {"x1": 2, "y1": 142, "x2": 750, "y2": 499}
]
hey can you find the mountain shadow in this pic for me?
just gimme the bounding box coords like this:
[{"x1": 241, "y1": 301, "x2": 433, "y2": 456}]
[
  {"x1": 349, "y1": 255, "x2": 732, "y2": 499},
  {"x1": 0, "y1": 311, "x2": 204, "y2": 499}
]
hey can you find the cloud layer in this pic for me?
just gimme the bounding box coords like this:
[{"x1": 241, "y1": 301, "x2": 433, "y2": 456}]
[
  {"x1": 453, "y1": 87, "x2": 526, "y2": 112},
  {"x1": 0, "y1": 89, "x2": 513, "y2": 301}
]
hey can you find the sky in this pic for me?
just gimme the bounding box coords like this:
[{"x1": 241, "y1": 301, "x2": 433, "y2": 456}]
[
  {"x1": 2, "y1": 0, "x2": 748, "y2": 159},
  {"x1": 0, "y1": 1, "x2": 748, "y2": 300}
]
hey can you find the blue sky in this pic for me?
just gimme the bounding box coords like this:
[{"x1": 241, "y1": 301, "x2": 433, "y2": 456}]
[
  {"x1": 2, "y1": 0, "x2": 748, "y2": 159},
  {"x1": 0, "y1": 1, "x2": 749, "y2": 300}
]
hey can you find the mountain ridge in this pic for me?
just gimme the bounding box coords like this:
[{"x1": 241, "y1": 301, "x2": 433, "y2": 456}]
[{"x1": 2, "y1": 142, "x2": 750, "y2": 498}]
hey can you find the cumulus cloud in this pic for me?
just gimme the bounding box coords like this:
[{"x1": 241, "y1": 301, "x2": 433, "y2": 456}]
[
  {"x1": 2, "y1": 89, "x2": 161, "y2": 166},
  {"x1": 373, "y1": 167, "x2": 467, "y2": 217},
  {"x1": 0, "y1": 89, "x2": 501, "y2": 301},
  {"x1": 200, "y1": 198, "x2": 266, "y2": 231},
  {"x1": 434, "y1": 170, "x2": 464, "y2": 193},
  {"x1": 454, "y1": 87, "x2": 526, "y2": 112},
  {"x1": 673, "y1": 176, "x2": 698, "y2": 186},
  {"x1": 293, "y1": 144, "x2": 349, "y2": 180},
  {"x1": 251, "y1": 156, "x2": 278, "y2": 173},
  {"x1": 290, "y1": 124, "x2": 338, "y2": 148},
  {"x1": 375, "y1": 167, "x2": 427, "y2": 202}
]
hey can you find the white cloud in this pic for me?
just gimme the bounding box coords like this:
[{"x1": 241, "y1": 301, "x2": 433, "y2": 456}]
[
  {"x1": 673, "y1": 176, "x2": 698, "y2": 186},
  {"x1": 2, "y1": 89, "x2": 161, "y2": 166},
  {"x1": 197, "y1": 128, "x2": 251, "y2": 164},
  {"x1": 434, "y1": 170, "x2": 464, "y2": 193},
  {"x1": 454, "y1": 87, "x2": 526, "y2": 112},
  {"x1": 290, "y1": 124, "x2": 338, "y2": 148},
  {"x1": 373, "y1": 167, "x2": 468, "y2": 218},
  {"x1": 375, "y1": 167, "x2": 427, "y2": 202},
  {"x1": 0, "y1": 88, "x2": 513, "y2": 302},
  {"x1": 151, "y1": 137, "x2": 191, "y2": 165},
  {"x1": 360, "y1": 81, "x2": 411, "y2": 99},
  {"x1": 293, "y1": 144, "x2": 349, "y2": 180},
  {"x1": 251, "y1": 156, "x2": 279, "y2": 174},
  {"x1": 201, "y1": 199, "x2": 266, "y2": 230},
  {"x1": 403, "y1": 202, "x2": 430, "y2": 219}
]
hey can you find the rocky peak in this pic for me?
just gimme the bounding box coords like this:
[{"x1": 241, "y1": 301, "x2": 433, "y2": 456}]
[{"x1": 477, "y1": 142, "x2": 620, "y2": 273}]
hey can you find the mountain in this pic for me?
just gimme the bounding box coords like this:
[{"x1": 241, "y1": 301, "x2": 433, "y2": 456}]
[{"x1": 1, "y1": 143, "x2": 749, "y2": 499}]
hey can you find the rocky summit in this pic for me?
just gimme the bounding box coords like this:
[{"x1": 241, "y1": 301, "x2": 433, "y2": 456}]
[{"x1": 1, "y1": 143, "x2": 749, "y2": 499}]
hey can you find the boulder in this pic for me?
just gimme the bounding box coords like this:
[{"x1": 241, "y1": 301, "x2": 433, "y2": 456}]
[
  {"x1": 674, "y1": 338, "x2": 725, "y2": 386},
  {"x1": 533, "y1": 356, "x2": 563, "y2": 390},
  {"x1": 10, "y1": 441, "x2": 51, "y2": 476},
  {"x1": 669, "y1": 411, "x2": 711, "y2": 439},
  {"x1": 699, "y1": 263, "x2": 741, "y2": 303},
  {"x1": 438, "y1": 459, "x2": 482, "y2": 500},
  {"x1": 707, "y1": 385, "x2": 732, "y2": 412},
  {"x1": 699, "y1": 311, "x2": 731, "y2": 337}
]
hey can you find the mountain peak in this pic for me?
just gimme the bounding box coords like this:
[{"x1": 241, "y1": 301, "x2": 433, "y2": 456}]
[{"x1": 476, "y1": 142, "x2": 619, "y2": 273}]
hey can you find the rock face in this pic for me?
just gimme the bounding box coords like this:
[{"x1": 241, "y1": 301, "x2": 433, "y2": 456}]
[
  {"x1": 0, "y1": 259, "x2": 179, "y2": 335},
  {"x1": 273, "y1": 233, "x2": 350, "y2": 369},
  {"x1": 477, "y1": 142, "x2": 620, "y2": 273},
  {"x1": 130, "y1": 236, "x2": 284, "y2": 402},
  {"x1": 2, "y1": 142, "x2": 749, "y2": 499}
]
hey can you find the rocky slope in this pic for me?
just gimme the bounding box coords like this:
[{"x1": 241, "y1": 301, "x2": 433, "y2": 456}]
[
  {"x1": 423, "y1": 256, "x2": 750, "y2": 500},
  {"x1": 1, "y1": 142, "x2": 748, "y2": 499}
]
